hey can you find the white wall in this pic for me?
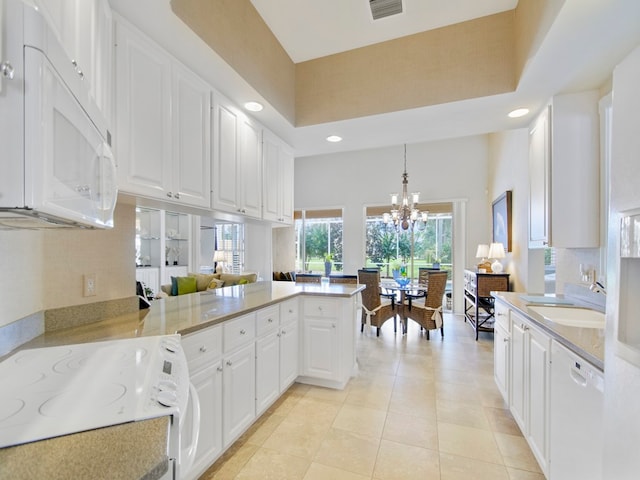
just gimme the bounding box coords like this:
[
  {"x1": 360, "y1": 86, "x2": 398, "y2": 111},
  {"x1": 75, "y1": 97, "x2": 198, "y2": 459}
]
[{"x1": 294, "y1": 136, "x2": 492, "y2": 311}]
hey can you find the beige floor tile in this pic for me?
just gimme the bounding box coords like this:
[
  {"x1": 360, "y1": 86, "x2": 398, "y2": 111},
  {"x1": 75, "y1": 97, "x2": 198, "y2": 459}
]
[
  {"x1": 200, "y1": 442, "x2": 259, "y2": 480},
  {"x1": 305, "y1": 384, "x2": 351, "y2": 403},
  {"x1": 438, "y1": 422, "x2": 503, "y2": 464},
  {"x1": 262, "y1": 416, "x2": 330, "y2": 459},
  {"x1": 435, "y1": 367, "x2": 479, "y2": 386},
  {"x1": 483, "y1": 407, "x2": 523, "y2": 436},
  {"x1": 382, "y1": 411, "x2": 438, "y2": 449},
  {"x1": 436, "y1": 399, "x2": 491, "y2": 430},
  {"x1": 439, "y1": 452, "x2": 509, "y2": 480},
  {"x1": 372, "y1": 439, "x2": 440, "y2": 480},
  {"x1": 388, "y1": 389, "x2": 437, "y2": 420},
  {"x1": 234, "y1": 447, "x2": 311, "y2": 480},
  {"x1": 506, "y1": 467, "x2": 547, "y2": 479},
  {"x1": 303, "y1": 462, "x2": 371, "y2": 480},
  {"x1": 435, "y1": 381, "x2": 484, "y2": 406},
  {"x1": 313, "y1": 428, "x2": 380, "y2": 476},
  {"x1": 345, "y1": 383, "x2": 393, "y2": 410},
  {"x1": 288, "y1": 396, "x2": 343, "y2": 425},
  {"x1": 241, "y1": 413, "x2": 287, "y2": 446},
  {"x1": 494, "y1": 432, "x2": 543, "y2": 473},
  {"x1": 332, "y1": 403, "x2": 387, "y2": 438}
]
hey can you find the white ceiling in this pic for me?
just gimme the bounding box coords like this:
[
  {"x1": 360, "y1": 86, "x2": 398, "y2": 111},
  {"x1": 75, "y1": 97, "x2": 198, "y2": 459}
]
[
  {"x1": 112, "y1": 0, "x2": 640, "y2": 158},
  {"x1": 249, "y1": 0, "x2": 519, "y2": 63}
]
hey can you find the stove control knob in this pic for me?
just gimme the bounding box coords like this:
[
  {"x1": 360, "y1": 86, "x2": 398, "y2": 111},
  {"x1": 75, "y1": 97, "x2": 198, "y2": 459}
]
[
  {"x1": 157, "y1": 390, "x2": 178, "y2": 407},
  {"x1": 161, "y1": 337, "x2": 180, "y2": 353}
]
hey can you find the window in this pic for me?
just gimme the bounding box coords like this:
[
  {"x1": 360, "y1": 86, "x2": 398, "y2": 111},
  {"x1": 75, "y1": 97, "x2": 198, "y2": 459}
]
[
  {"x1": 294, "y1": 209, "x2": 343, "y2": 273},
  {"x1": 215, "y1": 223, "x2": 244, "y2": 274},
  {"x1": 365, "y1": 203, "x2": 453, "y2": 278}
]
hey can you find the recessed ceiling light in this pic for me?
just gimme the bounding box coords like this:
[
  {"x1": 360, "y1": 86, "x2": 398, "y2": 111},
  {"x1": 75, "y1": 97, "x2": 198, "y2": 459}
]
[
  {"x1": 326, "y1": 135, "x2": 342, "y2": 143},
  {"x1": 244, "y1": 101, "x2": 263, "y2": 112},
  {"x1": 508, "y1": 108, "x2": 529, "y2": 118}
]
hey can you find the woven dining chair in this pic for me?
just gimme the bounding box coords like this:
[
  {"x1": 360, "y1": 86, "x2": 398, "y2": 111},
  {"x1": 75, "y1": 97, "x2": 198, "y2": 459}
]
[
  {"x1": 405, "y1": 271, "x2": 448, "y2": 339},
  {"x1": 405, "y1": 267, "x2": 441, "y2": 307},
  {"x1": 357, "y1": 269, "x2": 397, "y2": 336}
]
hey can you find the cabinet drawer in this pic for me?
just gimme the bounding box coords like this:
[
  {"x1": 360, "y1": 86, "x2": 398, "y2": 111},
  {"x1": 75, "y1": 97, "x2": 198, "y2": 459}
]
[
  {"x1": 224, "y1": 313, "x2": 256, "y2": 353},
  {"x1": 280, "y1": 298, "x2": 299, "y2": 324},
  {"x1": 182, "y1": 325, "x2": 222, "y2": 372},
  {"x1": 495, "y1": 303, "x2": 510, "y2": 331},
  {"x1": 303, "y1": 298, "x2": 339, "y2": 318},
  {"x1": 256, "y1": 305, "x2": 280, "y2": 336}
]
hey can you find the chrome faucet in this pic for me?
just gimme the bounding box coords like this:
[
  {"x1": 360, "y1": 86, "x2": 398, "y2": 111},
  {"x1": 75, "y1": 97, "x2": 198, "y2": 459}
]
[{"x1": 589, "y1": 281, "x2": 607, "y2": 295}]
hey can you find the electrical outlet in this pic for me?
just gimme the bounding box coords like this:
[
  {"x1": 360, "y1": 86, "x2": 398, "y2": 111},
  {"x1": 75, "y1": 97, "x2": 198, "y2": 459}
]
[{"x1": 83, "y1": 274, "x2": 97, "y2": 297}]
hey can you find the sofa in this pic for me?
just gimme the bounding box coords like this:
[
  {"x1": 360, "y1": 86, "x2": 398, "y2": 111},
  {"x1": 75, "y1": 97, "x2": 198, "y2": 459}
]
[{"x1": 160, "y1": 272, "x2": 258, "y2": 296}]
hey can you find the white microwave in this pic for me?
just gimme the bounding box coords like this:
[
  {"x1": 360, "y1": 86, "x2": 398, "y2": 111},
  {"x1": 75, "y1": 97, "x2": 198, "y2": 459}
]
[{"x1": 0, "y1": 0, "x2": 117, "y2": 229}]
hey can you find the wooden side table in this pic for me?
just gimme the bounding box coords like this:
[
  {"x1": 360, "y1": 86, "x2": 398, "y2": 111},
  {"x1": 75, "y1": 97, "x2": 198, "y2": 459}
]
[{"x1": 463, "y1": 269, "x2": 510, "y2": 340}]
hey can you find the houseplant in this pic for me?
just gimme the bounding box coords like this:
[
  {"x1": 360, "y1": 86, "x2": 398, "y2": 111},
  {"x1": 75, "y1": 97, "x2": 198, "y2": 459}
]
[{"x1": 324, "y1": 253, "x2": 333, "y2": 277}]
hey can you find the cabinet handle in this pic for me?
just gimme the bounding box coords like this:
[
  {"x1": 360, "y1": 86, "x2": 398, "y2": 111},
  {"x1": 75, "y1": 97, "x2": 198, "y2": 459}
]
[
  {"x1": 497, "y1": 312, "x2": 506, "y2": 316},
  {"x1": 523, "y1": 324, "x2": 530, "y2": 331},
  {"x1": 288, "y1": 309, "x2": 293, "y2": 313},
  {"x1": 503, "y1": 338, "x2": 509, "y2": 343},
  {"x1": 217, "y1": 366, "x2": 223, "y2": 372},
  {"x1": 166, "y1": 192, "x2": 173, "y2": 198},
  {"x1": 332, "y1": 323, "x2": 336, "y2": 328},
  {"x1": 240, "y1": 329, "x2": 246, "y2": 335},
  {"x1": 281, "y1": 330, "x2": 286, "y2": 335},
  {"x1": 174, "y1": 193, "x2": 180, "y2": 199},
  {"x1": 277, "y1": 332, "x2": 281, "y2": 337},
  {"x1": 199, "y1": 346, "x2": 207, "y2": 353},
  {"x1": 268, "y1": 318, "x2": 273, "y2": 323},
  {"x1": 226, "y1": 360, "x2": 232, "y2": 366},
  {"x1": 1, "y1": 62, "x2": 15, "y2": 79}
]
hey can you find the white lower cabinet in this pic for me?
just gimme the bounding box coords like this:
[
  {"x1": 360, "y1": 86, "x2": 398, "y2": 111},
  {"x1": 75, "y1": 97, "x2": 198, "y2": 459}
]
[
  {"x1": 256, "y1": 329, "x2": 280, "y2": 415},
  {"x1": 222, "y1": 342, "x2": 256, "y2": 446},
  {"x1": 497, "y1": 305, "x2": 551, "y2": 478},
  {"x1": 299, "y1": 296, "x2": 357, "y2": 389},
  {"x1": 279, "y1": 318, "x2": 299, "y2": 391}
]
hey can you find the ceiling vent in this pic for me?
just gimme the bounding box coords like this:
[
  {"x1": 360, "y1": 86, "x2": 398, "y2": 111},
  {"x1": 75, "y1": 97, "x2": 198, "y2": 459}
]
[{"x1": 369, "y1": 0, "x2": 403, "y2": 20}]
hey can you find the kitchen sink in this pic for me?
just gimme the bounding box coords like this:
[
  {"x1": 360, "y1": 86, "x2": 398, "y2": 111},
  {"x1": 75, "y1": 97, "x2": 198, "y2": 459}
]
[{"x1": 528, "y1": 305, "x2": 606, "y2": 329}]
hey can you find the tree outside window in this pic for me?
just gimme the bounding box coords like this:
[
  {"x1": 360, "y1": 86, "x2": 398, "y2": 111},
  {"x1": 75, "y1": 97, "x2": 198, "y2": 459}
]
[{"x1": 295, "y1": 209, "x2": 343, "y2": 274}]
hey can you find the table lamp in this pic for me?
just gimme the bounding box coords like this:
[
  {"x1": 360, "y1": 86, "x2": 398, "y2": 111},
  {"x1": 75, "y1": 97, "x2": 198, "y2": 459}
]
[
  {"x1": 476, "y1": 244, "x2": 491, "y2": 272},
  {"x1": 213, "y1": 250, "x2": 225, "y2": 274},
  {"x1": 488, "y1": 242, "x2": 506, "y2": 273}
]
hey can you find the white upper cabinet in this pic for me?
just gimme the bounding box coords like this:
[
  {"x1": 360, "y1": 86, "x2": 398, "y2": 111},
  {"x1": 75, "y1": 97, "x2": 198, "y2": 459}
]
[
  {"x1": 212, "y1": 94, "x2": 262, "y2": 219},
  {"x1": 529, "y1": 91, "x2": 601, "y2": 249},
  {"x1": 262, "y1": 129, "x2": 294, "y2": 225},
  {"x1": 114, "y1": 19, "x2": 211, "y2": 208},
  {"x1": 34, "y1": 0, "x2": 112, "y2": 126}
]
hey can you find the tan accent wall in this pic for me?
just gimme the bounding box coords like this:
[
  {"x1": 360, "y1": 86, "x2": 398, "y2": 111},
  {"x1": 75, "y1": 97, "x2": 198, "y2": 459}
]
[
  {"x1": 295, "y1": 12, "x2": 516, "y2": 126},
  {"x1": 170, "y1": 0, "x2": 296, "y2": 123}
]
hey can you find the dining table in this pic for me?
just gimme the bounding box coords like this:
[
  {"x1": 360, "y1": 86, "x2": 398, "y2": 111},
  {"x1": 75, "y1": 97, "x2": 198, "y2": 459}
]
[{"x1": 380, "y1": 280, "x2": 428, "y2": 334}]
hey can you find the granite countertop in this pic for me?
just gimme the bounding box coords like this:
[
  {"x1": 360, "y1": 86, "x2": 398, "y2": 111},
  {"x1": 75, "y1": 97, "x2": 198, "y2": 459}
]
[
  {"x1": 0, "y1": 416, "x2": 170, "y2": 480},
  {"x1": 19, "y1": 281, "x2": 364, "y2": 349},
  {"x1": 1, "y1": 281, "x2": 364, "y2": 479},
  {"x1": 493, "y1": 291, "x2": 605, "y2": 370}
]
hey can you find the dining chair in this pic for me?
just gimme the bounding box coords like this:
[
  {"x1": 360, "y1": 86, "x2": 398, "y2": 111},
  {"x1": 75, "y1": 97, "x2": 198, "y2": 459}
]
[
  {"x1": 405, "y1": 267, "x2": 441, "y2": 307},
  {"x1": 357, "y1": 269, "x2": 397, "y2": 336},
  {"x1": 405, "y1": 271, "x2": 448, "y2": 339}
]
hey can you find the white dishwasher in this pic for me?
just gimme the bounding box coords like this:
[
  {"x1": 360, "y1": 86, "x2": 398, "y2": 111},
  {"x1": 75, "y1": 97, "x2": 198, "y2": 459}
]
[{"x1": 549, "y1": 341, "x2": 604, "y2": 480}]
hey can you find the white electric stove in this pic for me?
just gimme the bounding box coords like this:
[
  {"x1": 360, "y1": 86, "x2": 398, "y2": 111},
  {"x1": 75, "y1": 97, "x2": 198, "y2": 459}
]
[{"x1": 0, "y1": 335, "x2": 190, "y2": 452}]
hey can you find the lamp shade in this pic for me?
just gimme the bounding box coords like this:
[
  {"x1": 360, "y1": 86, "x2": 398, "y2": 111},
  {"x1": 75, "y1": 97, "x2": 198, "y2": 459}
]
[
  {"x1": 476, "y1": 244, "x2": 490, "y2": 258},
  {"x1": 488, "y1": 243, "x2": 506, "y2": 259},
  {"x1": 213, "y1": 251, "x2": 225, "y2": 262}
]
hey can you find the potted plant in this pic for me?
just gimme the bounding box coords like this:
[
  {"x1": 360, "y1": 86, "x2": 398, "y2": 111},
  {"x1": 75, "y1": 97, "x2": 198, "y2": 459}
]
[
  {"x1": 324, "y1": 253, "x2": 333, "y2": 277},
  {"x1": 433, "y1": 257, "x2": 442, "y2": 269}
]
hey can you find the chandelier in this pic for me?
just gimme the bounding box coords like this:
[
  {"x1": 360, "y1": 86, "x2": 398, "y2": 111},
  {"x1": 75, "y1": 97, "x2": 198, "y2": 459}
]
[{"x1": 383, "y1": 145, "x2": 428, "y2": 230}]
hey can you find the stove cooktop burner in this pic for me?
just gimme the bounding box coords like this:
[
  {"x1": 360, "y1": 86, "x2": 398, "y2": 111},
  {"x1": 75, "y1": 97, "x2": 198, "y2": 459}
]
[{"x1": 0, "y1": 335, "x2": 188, "y2": 449}]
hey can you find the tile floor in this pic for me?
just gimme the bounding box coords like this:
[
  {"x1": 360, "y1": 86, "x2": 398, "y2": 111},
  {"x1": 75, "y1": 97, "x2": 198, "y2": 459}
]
[{"x1": 199, "y1": 313, "x2": 545, "y2": 480}]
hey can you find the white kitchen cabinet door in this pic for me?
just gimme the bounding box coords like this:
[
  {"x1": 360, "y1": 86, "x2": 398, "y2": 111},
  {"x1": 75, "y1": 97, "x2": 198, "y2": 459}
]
[
  {"x1": 115, "y1": 20, "x2": 172, "y2": 198},
  {"x1": 302, "y1": 318, "x2": 338, "y2": 380},
  {"x1": 222, "y1": 343, "x2": 256, "y2": 447},
  {"x1": 262, "y1": 129, "x2": 294, "y2": 225},
  {"x1": 527, "y1": 324, "x2": 551, "y2": 476},
  {"x1": 494, "y1": 322, "x2": 510, "y2": 403},
  {"x1": 212, "y1": 94, "x2": 263, "y2": 219},
  {"x1": 528, "y1": 105, "x2": 551, "y2": 249},
  {"x1": 255, "y1": 330, "x2": 280, "y2": 415},
  {"x1": 184, "y1": 361, "x2": 223, "y2": 480},
  {"x1": 238, "y1": 117, "x2": 262, "y2": 219},
  {"x1": 212, "y1": 98, "x2": 239, "y2": 214},
  {"x1": 279, "y1": 318, "x2": 299, "y2": 391},
  {"x1": 171, "y1": 64, "x2": 211, "y2": 208},
  {"x1": 510, "y1": 316, "x2": 527, "y2": 431}
]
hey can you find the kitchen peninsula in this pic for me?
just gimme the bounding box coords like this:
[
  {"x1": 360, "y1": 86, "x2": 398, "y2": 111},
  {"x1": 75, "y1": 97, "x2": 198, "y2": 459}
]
[{"x1": 0, "y1": 281, "x2": 364, "y2": 480}]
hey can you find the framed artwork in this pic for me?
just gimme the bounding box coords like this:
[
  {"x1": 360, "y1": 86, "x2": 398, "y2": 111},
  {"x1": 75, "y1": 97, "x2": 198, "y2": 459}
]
[{"x1": 492, "y1": 190, "x2": 512, "y2": 252}]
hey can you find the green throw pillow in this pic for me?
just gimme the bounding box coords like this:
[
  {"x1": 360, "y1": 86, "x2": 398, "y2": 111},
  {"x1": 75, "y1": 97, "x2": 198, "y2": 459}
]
[
  {"x1": 177, "y1": 276, "x2": 197, "y2": 295},
  {"x1": 238, "y1": 278, "x2": 249, "y2": 285}
]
